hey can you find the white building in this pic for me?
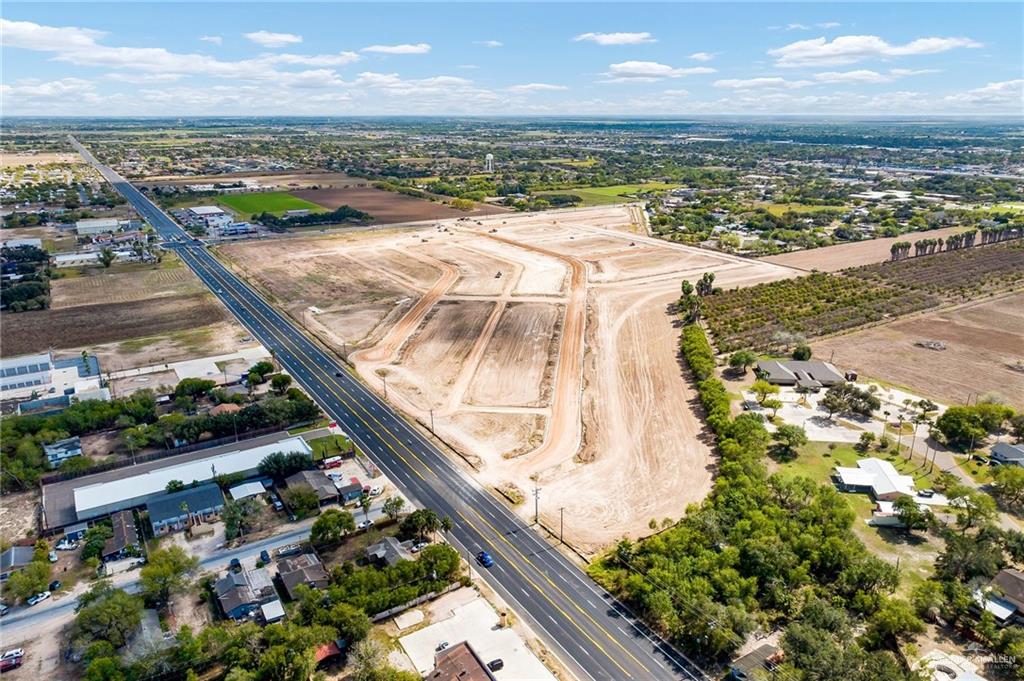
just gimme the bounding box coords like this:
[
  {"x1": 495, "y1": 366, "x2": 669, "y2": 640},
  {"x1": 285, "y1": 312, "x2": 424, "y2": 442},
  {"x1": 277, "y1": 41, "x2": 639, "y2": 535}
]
[
  {"x1": 1, "y1": 238, "x2": 43, "y2": 249},
  {"x1": 834, "y1": 458, "x2": 948, "y2": 505},
  {"x1": 75, "y1": 218, "x2": 140, "y2": 236},
  {"x1": 52, "y1": 249, "x2": 139, "y2": 268},
  {"x1": 187, "y1": 206, "x2": 233, "y2": 229},
  {"x1": 0, "y1": 352, "x2": 52, "y2": 392},
  {"x1": 72, "y1": 436, "x2": 313, "y2": 521}
]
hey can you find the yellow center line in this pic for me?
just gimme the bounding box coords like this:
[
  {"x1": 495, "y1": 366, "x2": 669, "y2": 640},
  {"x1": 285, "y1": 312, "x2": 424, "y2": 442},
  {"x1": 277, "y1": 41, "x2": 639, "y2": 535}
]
[{"x1": 187, "y1": 250, "x2": 654, "y2": 677}]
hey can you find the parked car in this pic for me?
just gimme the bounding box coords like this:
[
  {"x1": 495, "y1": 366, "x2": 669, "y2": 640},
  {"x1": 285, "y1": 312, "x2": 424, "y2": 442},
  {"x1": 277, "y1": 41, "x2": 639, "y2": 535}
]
[
  {"x1": 26, "y1": 591, "x2": 50, "y2": 606},
  {"x1": 357, "y1": 520, "x2": 373, "y2": 530},
  {"x1": 0, "y1": 651, "x2": 23, "y2": 662},
  {"x1": 0, "y1": 657, "x2": 22, "y2": 672},
  {"x1": 919, "y1": 489, "x2": 935, "y2": 498},
  {"x1": 55, "y1": 539, "x2": 78, "y2": 551},
  {"x1": 0, "y1": 605, "x2": 9, "y2": 617},
  {"x1": 259, "y1": 550, "x2": 271, "y2": 564},
  {"x1": 49, "y1": 580, "x2": 62, "y2": 592},
  {"x1": 410, "y1": 541, "x2": 429, "y2": 554},
  {"x1": 367, "y1": 485, "x2": 384, "y2": 497},
  {"x1": 48, "y1": 550, "x2": 58, "y2": 563},
  {"x1": 229, "y1": 558, "x2": 242, "y2": 573},
  {"x1": 276, "y1": 544, "x2": 301, "y2": 557},
  {"x1": 273, "y1": 500, "x2": 284, "y2": 511},
  {"x1": 487, "y1": 659, "x2": 504, "y2": 672},
  {"x1": 435, "y1": 641, "x2": 450, "y2": 652},
  {"x1": 476, "y1": 551, "x2": 494, "y2": 568}
]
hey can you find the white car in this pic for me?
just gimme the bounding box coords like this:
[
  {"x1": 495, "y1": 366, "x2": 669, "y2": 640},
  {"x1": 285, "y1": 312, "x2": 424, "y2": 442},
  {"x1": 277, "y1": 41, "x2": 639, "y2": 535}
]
[
  {"x1": 368, "y1": 486, "x2": 384, "y2": 497},
  {"x1": 55, "y1": 540, "x2": 78, "y2": 551},
  {"x1": 410, "y1": 541, "x2": 429, "y2": 554},
  {"x1": 0, "y1": 649, "x2": 24, "y2": 661},
  {"x1": 357, "y1": 520, "x2": 373, "y2": 530},
  {"x1": 26, "y1": 591, "x2": 50, "y2": 606}
]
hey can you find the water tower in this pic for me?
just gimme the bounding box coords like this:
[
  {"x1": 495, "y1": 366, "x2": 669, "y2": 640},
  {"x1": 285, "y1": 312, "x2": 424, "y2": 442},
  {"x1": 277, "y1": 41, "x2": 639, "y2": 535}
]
[{"x1": 484, "y1": 153, "x2": 494, "y2": 173}]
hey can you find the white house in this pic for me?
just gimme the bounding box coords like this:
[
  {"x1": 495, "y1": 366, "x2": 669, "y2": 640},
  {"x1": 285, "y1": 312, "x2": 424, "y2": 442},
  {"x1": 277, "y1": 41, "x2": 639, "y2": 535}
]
[{"x1": 834, "y1": 458, "x2": 947, "y2": 505}]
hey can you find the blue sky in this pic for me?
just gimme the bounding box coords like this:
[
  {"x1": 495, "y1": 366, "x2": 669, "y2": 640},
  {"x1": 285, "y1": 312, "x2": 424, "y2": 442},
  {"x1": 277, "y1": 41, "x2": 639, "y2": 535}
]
[{"x1": 2, "y1": 2, "x2": 1021, "y2": 116}]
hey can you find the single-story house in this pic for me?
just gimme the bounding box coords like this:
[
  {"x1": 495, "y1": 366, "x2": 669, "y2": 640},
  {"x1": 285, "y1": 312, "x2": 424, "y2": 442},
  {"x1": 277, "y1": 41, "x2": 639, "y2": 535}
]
[
  {"x1": 286, "y1": 470, "x2": 338, "y2": 505},
  {"x1": 147, "y1": 483, "x2": 225, "y2": 535},
  {"x1": 366, "y1": 536, "x2": 413, "y2": 567},
  {"x1": 428, "y1": 641, "x2": 495, "y2": 681},
  {"x1": 729, "y1": 643, "x2": 782, "y2": 680},
  {"x1": 337, "y1": 477, "x2": 363, "y2": 504},
  {"x1": 277, "y1": 553, "x2": 330, "y2": 599},
  {"x1": 755, "y1": 360, "x2": 846, "y2": 390},
  {"x1": 102, "y1": 509, "x2": 140, "y2": 561},
  {"x1": 44, "y1": 436, "x2": 83, "y2": 466},
  {"x1": 834, "y1": 458, "x2": 916, "y2": 501},
  {"x1": 215, "y1": 567, "x2": 278, "y2": 620},
  {"x1": 209, "y1": 402, "x2": 242, "y2": 417},
  {"x1": 976, "y1": 569, "x2": 1024, "y2": 626},
  {"x1": 0, "y1": 545, "x2": 36, "y2": 582},
  {"x1": 991, "y1": 443, "x2": 1024, "y2": 468}
]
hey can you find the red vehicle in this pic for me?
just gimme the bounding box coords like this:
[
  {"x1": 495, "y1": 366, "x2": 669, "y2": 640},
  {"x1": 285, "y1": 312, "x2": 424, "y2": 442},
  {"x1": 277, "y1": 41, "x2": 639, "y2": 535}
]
[
  {"x1": 0, "y1": 657, "x2": 23, "y2": 673},
  {"x1": 322, "y1": 456, "x2": 342, "y2": 470}
]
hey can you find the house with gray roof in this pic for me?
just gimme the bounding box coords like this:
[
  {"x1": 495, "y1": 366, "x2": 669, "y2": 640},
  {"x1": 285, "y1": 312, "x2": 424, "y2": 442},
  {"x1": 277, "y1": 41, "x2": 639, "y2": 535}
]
[
  {"x1": 756, "y1": 360, "x2": 846, "y2": 390},
  {"x1": 215, "y1": 567, "x2": 278, "y2": 620},
  {"x1": 991, "y1": 443, "x2": 1024, "y2": 468},
  {"x1": 366, "y1": 536, "x2": 413, "y2": 567},
  {"x1": 0, "y1": 545, "x2": 36, "y2": 582}
]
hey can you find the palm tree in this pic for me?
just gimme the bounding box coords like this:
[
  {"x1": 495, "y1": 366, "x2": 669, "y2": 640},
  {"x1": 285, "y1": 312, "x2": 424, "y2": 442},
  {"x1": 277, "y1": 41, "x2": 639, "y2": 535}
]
[
  {"x1": 180, "y1": 501, "x2": 191, "y2": 534},
  {"x1": 440, "y1": 515, "x2": 453, "y2": 536}
]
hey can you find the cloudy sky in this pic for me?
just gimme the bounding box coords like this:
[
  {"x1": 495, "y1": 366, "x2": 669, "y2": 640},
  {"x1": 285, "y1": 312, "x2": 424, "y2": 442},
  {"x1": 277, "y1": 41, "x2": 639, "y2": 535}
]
[{"x1": 2, "y1": 2, "x2": 1021, "y2": 116}]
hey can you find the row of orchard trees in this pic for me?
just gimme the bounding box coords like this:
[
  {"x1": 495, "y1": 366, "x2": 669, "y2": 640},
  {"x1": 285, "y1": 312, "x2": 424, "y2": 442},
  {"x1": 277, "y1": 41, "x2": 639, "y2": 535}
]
[{"x1": 890, "y1": 222, "x2": 1023, "y2": 261}]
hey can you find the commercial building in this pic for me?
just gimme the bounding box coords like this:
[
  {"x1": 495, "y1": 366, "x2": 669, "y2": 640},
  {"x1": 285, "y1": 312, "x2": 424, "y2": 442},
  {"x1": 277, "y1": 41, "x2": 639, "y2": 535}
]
[
  {"x1": 186, "y1": 206, "x2": 233, "y2": 230},
  {"x1": 147, "y1": 483, "x2": 226, "y2": 535},
  {"x1": 277, "y1": 553, "x2": 330, "y2": 599},
  {"x1": 75, "y1": 217, "x2": 141, "y2": 236},
  {"x1": 217, "y1": 222, "x2": 257, "y2": 237},
  {"x1": 1, "y1": 238, "x2": 43, "y2": 249},
  {"x1": 72, "y1": 436, "x2": 311, "y2": 521},
  {"x1": 52, "y1": 249, "x2": 141, "y2": 268},
  {"x1": 1, "y1": 352, "x2": 52, "y2": 392},
  {"x1": 44, "y1": 437, "x2": 83, "y2": 466},
  {"x1": 755, "y1": 360, "x2": 846, "y2": 390}
]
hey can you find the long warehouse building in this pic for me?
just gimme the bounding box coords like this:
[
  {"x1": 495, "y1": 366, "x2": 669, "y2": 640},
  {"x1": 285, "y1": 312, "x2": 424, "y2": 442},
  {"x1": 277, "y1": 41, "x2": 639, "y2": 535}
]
[{"x1": 72, "y1": 436, "x2": 312, "y2": 521}]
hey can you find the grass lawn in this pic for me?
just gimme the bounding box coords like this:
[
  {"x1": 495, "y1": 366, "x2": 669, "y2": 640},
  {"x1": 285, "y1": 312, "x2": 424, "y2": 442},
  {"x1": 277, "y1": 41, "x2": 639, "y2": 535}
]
[
  {"x1": 216, "y1": 191, "x2": 328, "y2": 217},
  {"x1": 540, "y1": 158, "x2": 599, "y2": 167},
  {"x1": 956, "y1": 456, "x2": 994, "y2": 485},
  {"x1": 987, "y1": 202, "x2": 1024, "y2": 213},
  {"x1": 288, "y1": 418, "x2": 330, "y2": 436},
  {"x1": 756, "y1": 202, "x2": 847, "y2": 217},
  {"x1": 776, "y1": 440, "x2": 944, "y2": 597},
  {"x1": 539, "y1": 182, "x2": 679, "y2": 206},
  {"x1": 307, "y1": 434, "x2": 353, "y2": 461}
]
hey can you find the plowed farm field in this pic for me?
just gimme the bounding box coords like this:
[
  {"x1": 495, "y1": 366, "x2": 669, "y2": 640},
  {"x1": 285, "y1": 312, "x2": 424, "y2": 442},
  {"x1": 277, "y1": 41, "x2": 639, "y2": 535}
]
[{"x1": 219, "y1": 205, "x2": 798, "y2": 552}]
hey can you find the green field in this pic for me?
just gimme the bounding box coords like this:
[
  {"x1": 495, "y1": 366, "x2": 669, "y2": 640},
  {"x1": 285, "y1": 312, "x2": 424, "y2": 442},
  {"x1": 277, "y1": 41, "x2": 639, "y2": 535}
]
[
  {"x1": 540, "y1": 182, "x2": 678, "y2": 206},
  {"x1": 756, "y1": 202, "x2": 847, "y2": 217},
  {"x1": 216, "y1": 191, "x2": 327, "y2": 217},
  {"x1": 308, "y1": 434, "x2": 353, "y2": 461},
  {"x1": 540, "y1": 157, "x2": 599, "y2": 168}
]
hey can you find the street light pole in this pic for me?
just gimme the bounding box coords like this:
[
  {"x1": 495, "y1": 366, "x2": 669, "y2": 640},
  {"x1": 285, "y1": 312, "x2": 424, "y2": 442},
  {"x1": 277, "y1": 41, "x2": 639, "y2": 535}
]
[
  {"x1": 429, "y1": 409, "x2": 435, "y2": 433},
  {"x1": 382, "y1": 375, "x2": 388, "y2": 400},
  {"x1": 533, "y1": 479, "x2": 540, "y2": 526},
  {"x1": 559, "y1": 507, "x2": 564, "y2": 544}
]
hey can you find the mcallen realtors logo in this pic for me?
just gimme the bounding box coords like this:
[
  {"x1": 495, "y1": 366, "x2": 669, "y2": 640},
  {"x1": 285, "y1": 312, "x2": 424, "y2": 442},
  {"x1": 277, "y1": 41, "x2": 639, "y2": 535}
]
[{"x1": 963, "y1": 642, "x2": 1019, "y2": 671}]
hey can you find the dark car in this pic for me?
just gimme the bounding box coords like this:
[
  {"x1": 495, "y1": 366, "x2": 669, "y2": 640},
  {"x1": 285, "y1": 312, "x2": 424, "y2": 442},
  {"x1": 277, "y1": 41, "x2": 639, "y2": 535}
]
[
  {"x1": 49, "y1": 580, "x2": 62, "y2": 591},
  {"x1": 487, "y1": 659, "x2": 504, "y2": 672},
  {"x1": 229, "y1": 558, "x2": 242, "y2": 572},
  {"x1": 476, "y1": 551, "x2": 494, "y2": 568},
  {"x1": 0, "y1": 657, "x2": 22, "y2": 673},
  {"x1": 259, "y1": 550, "x2": 271, "y2": 564},
  {"x1": 334, "y1": 371, "x2": 343, "y2": 377}
]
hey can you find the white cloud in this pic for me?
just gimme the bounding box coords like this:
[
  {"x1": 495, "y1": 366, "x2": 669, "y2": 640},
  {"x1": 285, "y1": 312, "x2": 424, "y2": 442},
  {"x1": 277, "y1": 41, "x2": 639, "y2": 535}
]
[
  {"x1": 786, "y1": 23, "x2": 810, "y2": 31},
  {"x1": 106, "y1": 72, "x2": 183, "y2": 84},
  {"x1": 689, "y1": 52, "x2": 714, "y2": 62},
  {"x1": 243, "y1": 30, "x2": 302, "y2": 48},
  {"x1": 814, "y1": 68, "x2": 939, "y2": 84},
  {"x1": 944, "y1": 79, "x2": 1024, "y2": 106},
  {"x1": 457, "y1": 64, "x2": 479, "y2": 70},
  {"x1": 573, "y1": 32, "x2": 656, "y2": 46},
  {"x1": 0, "y1": 19, "x2": 104, "y2": 51},
  {"x1": 199, "y1": 35, "x2": 222, "y2": 46},
  {"x1": 507, "y1": 83, "x2": 569, "y2": 93},
  {"x1": 603, "y1": 61, "x2": 715, "y2": 82},
  {"x1": 1, "y1": 77, "x2": 98, "y2": 99},
  {"x1": 817, "y1": 22, "x2": 841, "y2": 29},
  {"x1": 714, "y1": 77, "x2": 813, "y2": 90},
  {"x1": 474, "y1": 40, "x2": 503, "y2": 48},
  {"x1": 662, "y1": 89, "x2": 690, "y2": 97},
  {"x1": 263, "y1": 52, "x2": 360, "y2": 67},
  {"x1": 361, "y1": 43, "x2": 431, "y2": 55},
  {"x1": 770, "y1": 34, "x2": 983, "y2": 67}
]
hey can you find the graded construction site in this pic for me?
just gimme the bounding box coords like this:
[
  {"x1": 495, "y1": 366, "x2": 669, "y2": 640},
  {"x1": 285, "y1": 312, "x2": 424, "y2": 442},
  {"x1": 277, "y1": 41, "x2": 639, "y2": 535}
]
[{"x1": 218, "y1": 205, "x2": 797, "y2": 552}]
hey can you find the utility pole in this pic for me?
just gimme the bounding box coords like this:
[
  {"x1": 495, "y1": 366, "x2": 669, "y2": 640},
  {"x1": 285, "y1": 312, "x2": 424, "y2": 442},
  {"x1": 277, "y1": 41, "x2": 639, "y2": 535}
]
[
  {"x1": 533, "y1": 479, "x2": 540, "y2": 525},
  {"x1": 559, "y1": 507, "x2": 564, "y2": 544},
  {"x1": 429, "y1": 408, "x2": 434, "y2": 433},
  {"x1": 382, "y1": 375, "x2": 388, "y2": 400}
]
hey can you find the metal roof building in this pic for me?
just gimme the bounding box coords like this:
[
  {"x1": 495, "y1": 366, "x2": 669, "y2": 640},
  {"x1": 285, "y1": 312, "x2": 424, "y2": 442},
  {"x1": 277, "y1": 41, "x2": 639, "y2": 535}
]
[{"x1": 73, "y1": 436, "x2": 311, "y2": 520}]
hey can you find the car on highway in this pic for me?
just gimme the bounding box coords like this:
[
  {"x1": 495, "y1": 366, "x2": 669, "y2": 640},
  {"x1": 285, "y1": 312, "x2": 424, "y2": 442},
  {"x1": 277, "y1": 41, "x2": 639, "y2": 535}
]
[
  {"x1": 26, "y1": 591, "x2": 51, "y2": 606},
  {"x1": 476, "y1": 551, "x2": 494, "y2": 568},
  {"x1": 334, "y1": 371, "x2": 343, "y2": 377}
]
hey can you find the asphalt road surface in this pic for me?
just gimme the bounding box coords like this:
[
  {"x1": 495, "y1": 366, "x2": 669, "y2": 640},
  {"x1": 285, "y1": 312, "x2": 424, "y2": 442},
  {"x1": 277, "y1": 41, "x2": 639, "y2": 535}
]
[{"x1": 69, "y1": 137, "x2": 706, "y2": 681}]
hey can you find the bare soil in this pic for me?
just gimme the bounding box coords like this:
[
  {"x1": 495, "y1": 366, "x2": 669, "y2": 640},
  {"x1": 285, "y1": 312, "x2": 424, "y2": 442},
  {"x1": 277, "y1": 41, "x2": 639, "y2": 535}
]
[
  {"x1": 1, "y1": 153, "x2": 80, "y2": 167},
  {"x1": 762, "y1": 225, "x2": 974, "y2": 272},
  {"x1": 814, "y1": 292, "x2": 1024, "y2": 407},
  {"x1": 0, "y1": 490, "x2": 39, "y2": 542},
  {"x1": 51, "y1": 262, "x2": 203, "y2": 309},
  {"x1": 293, "y1": 186, "x2": 507, "y2": 224},
  {"x1": 224, "y1": 205, "x2": 799, "y2": 552}
]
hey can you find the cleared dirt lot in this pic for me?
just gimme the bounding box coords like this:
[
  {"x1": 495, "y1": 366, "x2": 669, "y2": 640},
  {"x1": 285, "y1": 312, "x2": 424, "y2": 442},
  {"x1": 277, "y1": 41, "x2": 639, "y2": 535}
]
[
  {"x1": 762, "y1": 225, "x2": 972, "y2": 272},
  {"x1": 51, "y1": 259, "x2": 204, "y2": 308},
  {"x1": 814, "y1": 292, "x2": 1024, "y2": 407},
  {"x1": 292, "y1": 186, "x2": 507, "y2": 224},
  {"x1": 221, "y1": 205, "x2": 798, "y2": 552}
]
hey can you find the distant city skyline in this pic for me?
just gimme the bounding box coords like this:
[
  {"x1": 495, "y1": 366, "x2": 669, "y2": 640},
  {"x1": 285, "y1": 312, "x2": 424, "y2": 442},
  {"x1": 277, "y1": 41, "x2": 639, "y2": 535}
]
[{"x1": 2, "y1": 2, "x2": 1021, "y2": 116}]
